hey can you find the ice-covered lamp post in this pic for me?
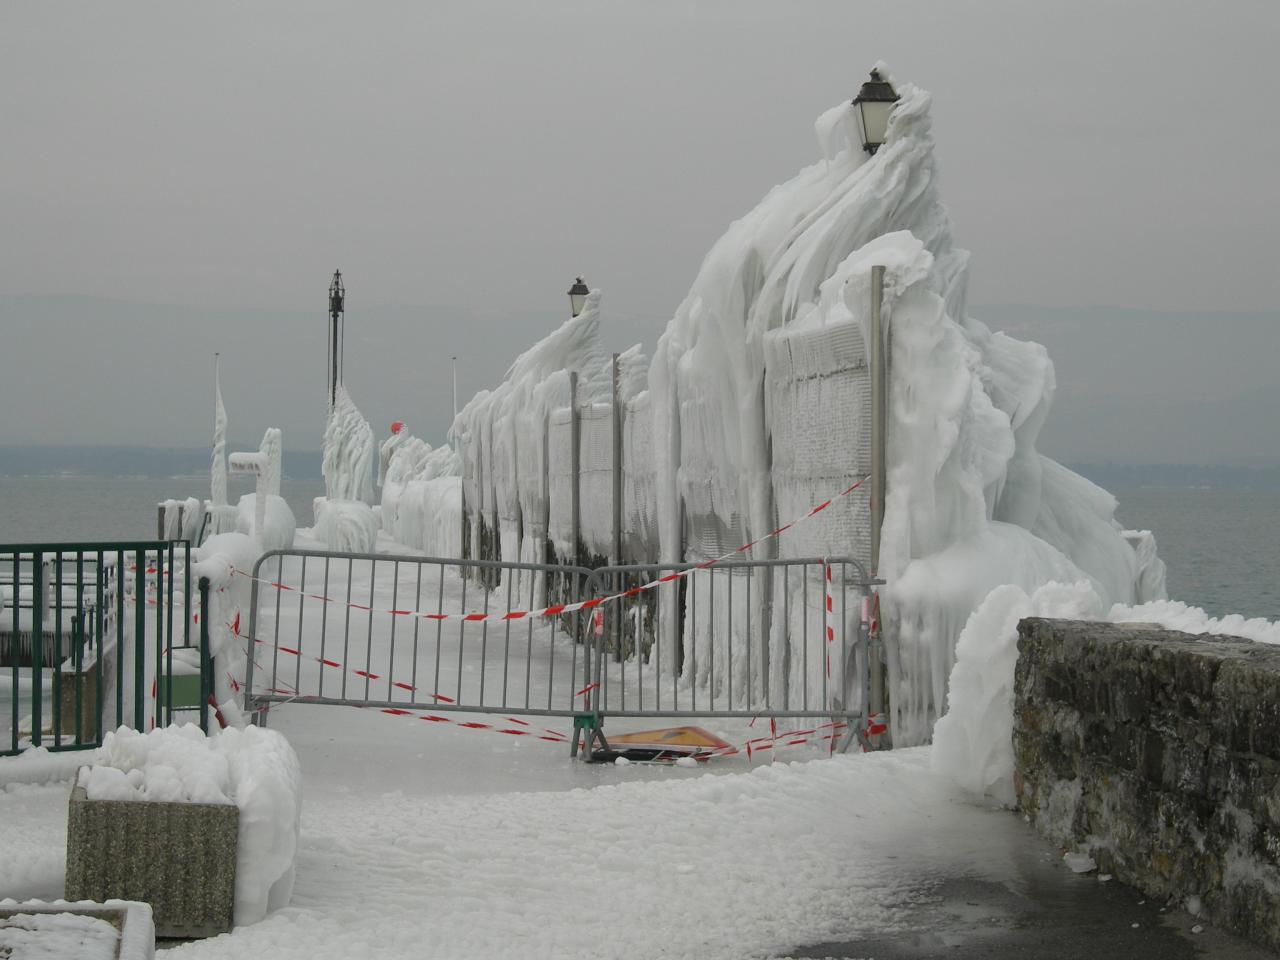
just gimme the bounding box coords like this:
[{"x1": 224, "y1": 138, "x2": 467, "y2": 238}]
[
  {"x1": 328, "y1": 269, "x2": 345, "y2": 409},
  {"x1": 852, "y1": 68, "x2": 899, "y2": 155},
  {"x1": 567, "y1": 277, "x2": 589, "y2": 318}
]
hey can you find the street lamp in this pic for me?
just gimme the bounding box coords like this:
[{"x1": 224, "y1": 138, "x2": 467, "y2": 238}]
[
  {"x1": 567, "y1": 277, "x2": 589, "y2": 318},
  {"x1": 852, "y1": 68, "x2": 899, "y2": 155},
  {"x1": 328, "y1": 269, "x2": 345, "y2": 408}
]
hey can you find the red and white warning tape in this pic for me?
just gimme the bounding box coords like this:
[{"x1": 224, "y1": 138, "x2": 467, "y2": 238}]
[{"x1": 231, "y1": 475, "x2": 871, "y2": 624}]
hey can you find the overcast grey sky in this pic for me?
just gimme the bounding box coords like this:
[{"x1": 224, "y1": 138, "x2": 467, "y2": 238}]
[{"x1": 2, "y1": 1, "x2": 1278, "y2": 458}]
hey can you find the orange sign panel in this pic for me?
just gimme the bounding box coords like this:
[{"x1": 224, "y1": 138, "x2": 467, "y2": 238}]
[{"x1": 607, "y1": 726, "x2": 731, "y2": 751}]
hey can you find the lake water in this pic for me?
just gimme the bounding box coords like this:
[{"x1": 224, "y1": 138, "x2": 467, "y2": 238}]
[
  {"x1": 0, "y1": 476, "x2": 325, "y2": 544},
  {"x1": 0, "y1": 477, "x2": 1274, "y2": 622}
]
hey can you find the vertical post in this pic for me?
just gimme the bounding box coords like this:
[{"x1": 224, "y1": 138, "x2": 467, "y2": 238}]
[
  {"x1": 611, "y1": 353, "x2": 623, "y2": 565},
  {"x1": 156, "y1": 505, "x2": 165, "y2": 541},
  {"x1": 254, "y1": 471, "x2": 267, "y2": 541},
  {"x1": 198, "y1": 577, "x2": 211, "y2": 733},
  {"x1": 569, "y1": 371, "x2": 581, "y2": 567},
  {"x1": 30, "y1": 552, "x2": 43, "y2": 747},
  {"x1": 868, "y1": 264, "x2": 888, "y2": 745},
  {"x1": 330, "y1": 308, "x2": 340, "y2": 410},
  {"x1": 869, "y1": 264, "x2": 887, "y2": 573}
]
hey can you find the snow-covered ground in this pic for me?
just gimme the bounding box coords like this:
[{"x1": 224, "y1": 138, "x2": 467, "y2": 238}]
[
  {"x1": 5, "y1": 525, "x2": 1278, "y2": 958},
  {"x1": 0, "y1": 718, "x2": 1044, "y2": 960}
]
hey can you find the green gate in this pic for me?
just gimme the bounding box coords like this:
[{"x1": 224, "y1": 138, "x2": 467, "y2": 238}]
[{"x1": 1, "y1": 540, "x2": 212, "y2": 758}]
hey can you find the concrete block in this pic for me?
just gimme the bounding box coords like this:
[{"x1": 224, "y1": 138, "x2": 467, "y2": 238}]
[
  {"x1": 0, "y1": 898, "x2": 154, "y2": 960},
  {"x1": 65, "y1": 777, "x2": 238, "y2": 938}
]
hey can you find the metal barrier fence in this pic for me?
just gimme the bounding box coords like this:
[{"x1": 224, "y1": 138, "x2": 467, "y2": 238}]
[
  {"x1": 245, "y1": 551, "x2": 596, "y2": 719},
  {"x1": 243, "y1": 549, "x2": 878, "y2": 751},
  {"x1": 2, "y1": 541, "x2": 205, "y2": 757},
  {"x1": 581, "y1": 557, "x2": 874, "y2": 720}
]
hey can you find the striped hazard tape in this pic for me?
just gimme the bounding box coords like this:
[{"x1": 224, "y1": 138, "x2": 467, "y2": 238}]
[{"x1": 232, "y1": 475, "x2": 871, "y2": 625}]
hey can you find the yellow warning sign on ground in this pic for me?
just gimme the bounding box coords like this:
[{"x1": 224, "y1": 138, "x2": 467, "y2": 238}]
[{"x1": 606, "y1": 727, "x2": 731, "y2": 751}]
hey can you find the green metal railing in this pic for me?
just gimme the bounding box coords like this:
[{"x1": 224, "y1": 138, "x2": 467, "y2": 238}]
[{"x1": 2, "y1": 540, "x2": 208, "y2": 758}]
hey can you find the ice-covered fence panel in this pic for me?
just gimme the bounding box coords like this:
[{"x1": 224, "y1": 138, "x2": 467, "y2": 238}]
[
  {"x1": 678, "y1": 390, "x2": 749, "y2": 561},
  {"x1": 578, "y1": 402, "x2": 613, "y2": 559},
  {"x1": 491, "y1": 410, "x2": 521, "y2": 564},
  {"x1": 623, "y1": 392, "x2": 658, "y2": 561},
  {"x1": 547, "y1": 408, "x2": 575, "y2": 558},
  {"x1": 764, "y1": 319, "x2": 873, "y2": 567},
  {"x1": 322, "y1": 387, "x2": 374, "y2": 504}
]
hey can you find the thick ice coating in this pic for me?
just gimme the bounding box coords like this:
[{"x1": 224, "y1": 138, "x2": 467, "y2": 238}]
[
  {"x1": 648, "y1": 65, "x2": 1164, "y2": 743},
  {"x1": 446, "y1": 66, "x2": 1164, "y2": 744}
]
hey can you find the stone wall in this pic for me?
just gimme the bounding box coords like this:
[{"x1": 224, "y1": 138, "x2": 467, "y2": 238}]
[{"x1": 1014, "y1": 618, "x2": 1280, "y2": 950}]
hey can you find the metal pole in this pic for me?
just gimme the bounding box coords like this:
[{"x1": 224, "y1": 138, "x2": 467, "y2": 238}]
[
  {"x1": 452, "y1": 356, "x2": 458, "y2": 420},
  {"x1": 870, "y1": 264, "x2": 886, "y2": 573},
  {"x1": 868, "y1": 264, "x2": 888, "y2": 746},
  {"x1": 330, "y1": 308, "x2": 339, "y2": 409},
  {"x1": 611, "y1": 353, "x2": 623, "y2": 565},
  {"x1": 569, "y1": 371, "x2": 581, "y2": 566},
  {"x1": 198, "y1": 577, "x2": 211, "y2": 733}
]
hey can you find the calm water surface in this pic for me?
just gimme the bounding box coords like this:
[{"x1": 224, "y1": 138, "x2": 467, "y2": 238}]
[
  {"x1": 0, "y1": 476, "x2": 325, "y2": 543},
  {"x1": 1111, "y1": 485, "x2": 1278, "y2": 621}
]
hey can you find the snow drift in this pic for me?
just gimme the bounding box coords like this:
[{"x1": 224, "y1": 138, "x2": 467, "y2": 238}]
[{"x1": 932, "y1": 582, "x2": 1280, "y2": 805}]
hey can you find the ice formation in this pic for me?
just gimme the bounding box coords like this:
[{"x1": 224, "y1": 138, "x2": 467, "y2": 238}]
[
  {"x1": 437, "y1": 66, "x2": 1165, "y2": 743},
  {"x1": 313, "y1": 497, "x2": 378, "y2": 554},
  {"x1": 228, "y1": 428, "x2": 290, "y2": 547},
  {"x1": 323, "y1": 385, "x2": 375, "y2": 504},
  {"x1": 646, "y1": 65, "x2": 1165, "y2": 742},
  {"x1": 235, "y1": 494, "x2": 296, "y2": 553},
  {"x1": 159, "y1": 496, "x2": 204, "y2": 542},
  {"x1": 79, "y1": 724, "x2": 302, "y2": 926},
  {"x1": 452, "y1": 290, "x2": 631, "y2": 566},
  {"x1": 193, "y1": 530, "x2": 263, "y2": 722},
  {"x1": 931, "y1": 580, "x2": 1280, "y2": 805},
  {"x1": 212, "y1": 358, "x2": 228, "y2": 507},
  {"x1": 205, "y1": 363, "x2": 240, "y2": 538},
  {"x1": 377, "y1": 425, "x2": 463, "y2": 558}
]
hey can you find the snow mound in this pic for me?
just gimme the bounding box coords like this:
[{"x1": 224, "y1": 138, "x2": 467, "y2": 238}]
[
  {"x1": 930, "y1": 581, "x2": 1103, "y2": 805},
  {"x1": 313, "y1": 498, "x2": 378, "y2": 554},
  {"x1": 83, "y1": 725, "x2": 232, "y2": 804},
  {"x1": 933, "y1": 583, "x2": 1280, "y2": 805},
  {"x1": 236, "y1": 494, "x2": 296, "y2": 552},
  {"x1": 78, "y1": 724, "x2": 301, "y2": 927}
]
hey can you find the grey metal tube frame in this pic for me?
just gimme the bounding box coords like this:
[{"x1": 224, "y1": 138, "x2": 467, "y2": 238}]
[{"x1": 243, "y1": 548, "x2": 883, "y2": 753}]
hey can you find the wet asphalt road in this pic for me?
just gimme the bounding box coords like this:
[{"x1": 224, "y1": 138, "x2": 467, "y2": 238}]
[{"x1": 784, "y1": 815, "x2": 1276, "y2": 960}]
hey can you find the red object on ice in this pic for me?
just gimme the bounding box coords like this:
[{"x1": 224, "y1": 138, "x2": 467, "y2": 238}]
[{"x1": 390, "y1": 420, "x2": 405, "y2": 435}]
